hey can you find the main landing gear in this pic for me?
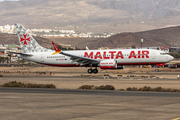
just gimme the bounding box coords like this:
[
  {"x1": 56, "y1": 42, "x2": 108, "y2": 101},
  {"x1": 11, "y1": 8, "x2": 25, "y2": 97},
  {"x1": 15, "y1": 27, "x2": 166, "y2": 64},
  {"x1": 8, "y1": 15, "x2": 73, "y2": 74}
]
[{"x1": 88, "y1": 67, "x2": 98, "y2": 74}]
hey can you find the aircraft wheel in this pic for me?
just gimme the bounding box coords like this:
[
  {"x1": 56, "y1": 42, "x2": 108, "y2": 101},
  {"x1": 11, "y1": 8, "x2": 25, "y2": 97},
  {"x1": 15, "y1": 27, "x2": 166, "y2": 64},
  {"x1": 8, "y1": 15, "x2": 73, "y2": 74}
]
[
  {"x1": 93, "y1": 69, "x2": 98, "y2": 74},
  {"x1": 88, "y1": 69, "x2": 93, "y2": 74},
  {"x1": 155, "y1": 69, "x2": 159, "y2": 72}
]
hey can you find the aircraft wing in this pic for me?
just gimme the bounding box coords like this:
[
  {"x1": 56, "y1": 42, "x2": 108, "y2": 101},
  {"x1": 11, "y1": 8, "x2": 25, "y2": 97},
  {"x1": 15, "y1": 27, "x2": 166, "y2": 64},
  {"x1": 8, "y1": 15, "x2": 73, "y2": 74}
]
[
  {"x1": 52, "y1": 41, "x2": 99, "y2": 66},
  {"x1": 60, "y1": 51, "x2": 100, "y2": 66},
  {"x1": 9, "y1": 52, "x2": 32, "y2": 56}
]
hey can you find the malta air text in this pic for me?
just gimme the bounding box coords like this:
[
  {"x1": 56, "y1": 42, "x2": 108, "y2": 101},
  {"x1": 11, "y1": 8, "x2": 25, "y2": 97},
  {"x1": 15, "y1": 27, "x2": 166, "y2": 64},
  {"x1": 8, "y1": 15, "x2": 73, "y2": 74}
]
[{"x1": 84, "y1": 51, "x2": 149, "y2": 59}]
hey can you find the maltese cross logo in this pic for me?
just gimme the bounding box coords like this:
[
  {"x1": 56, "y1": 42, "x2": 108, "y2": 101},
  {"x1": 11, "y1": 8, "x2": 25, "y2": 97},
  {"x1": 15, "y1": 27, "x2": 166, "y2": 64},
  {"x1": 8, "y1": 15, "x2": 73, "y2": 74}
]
[{"x1": 20, "y1": 34, "x2": 31, "y2": 45}]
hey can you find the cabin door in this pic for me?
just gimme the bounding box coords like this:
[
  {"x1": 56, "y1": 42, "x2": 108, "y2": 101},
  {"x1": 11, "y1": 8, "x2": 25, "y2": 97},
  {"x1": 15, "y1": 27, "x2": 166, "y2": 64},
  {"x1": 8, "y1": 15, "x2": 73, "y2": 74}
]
[{"x1": 41, "y1": 54, "x2": 44, "y2": 63}]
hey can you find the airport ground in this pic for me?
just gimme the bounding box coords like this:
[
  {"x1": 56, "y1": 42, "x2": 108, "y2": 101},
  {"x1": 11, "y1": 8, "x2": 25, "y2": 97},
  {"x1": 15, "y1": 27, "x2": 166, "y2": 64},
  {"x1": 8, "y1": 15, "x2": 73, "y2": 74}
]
[
  {"x1": 0, "y1": 88, "x2": 180, "y2": 120},
  {"x1": 1, "y1": 66, "x2": 180, "y2": 89},
  {"x1": 0, "y1": 66, "x2": 180, "y2": 120}
]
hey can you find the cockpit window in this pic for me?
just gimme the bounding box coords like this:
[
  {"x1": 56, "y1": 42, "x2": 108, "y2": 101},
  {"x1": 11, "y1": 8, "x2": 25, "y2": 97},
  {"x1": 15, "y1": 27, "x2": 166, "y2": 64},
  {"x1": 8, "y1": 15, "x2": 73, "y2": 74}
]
[{"x1": 160, "y1": 53, "x2": 168, "y2": 55}]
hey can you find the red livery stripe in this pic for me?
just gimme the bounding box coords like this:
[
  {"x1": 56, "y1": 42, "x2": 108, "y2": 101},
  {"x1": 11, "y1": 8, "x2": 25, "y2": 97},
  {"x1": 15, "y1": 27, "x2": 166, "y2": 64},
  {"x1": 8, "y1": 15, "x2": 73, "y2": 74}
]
[
  {"x1": 100, "y1": 66, "x2": 115, "y2": 69},
  {"x1": 117, "y1": 62, "x2": 165, "y2": 65},
  {"x1": 44, "y1": 62, "x2": 165, "y2": 67},
  {"x1": 156, "y1": 63, "x2": 165, "y2": 67}
]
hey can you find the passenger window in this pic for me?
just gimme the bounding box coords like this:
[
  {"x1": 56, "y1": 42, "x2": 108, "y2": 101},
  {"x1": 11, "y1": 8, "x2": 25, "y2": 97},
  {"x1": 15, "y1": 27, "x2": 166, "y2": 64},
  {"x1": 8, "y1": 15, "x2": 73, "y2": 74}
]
[{"x1": 160, "y1": 53, "x2": 167, "y2": 55}]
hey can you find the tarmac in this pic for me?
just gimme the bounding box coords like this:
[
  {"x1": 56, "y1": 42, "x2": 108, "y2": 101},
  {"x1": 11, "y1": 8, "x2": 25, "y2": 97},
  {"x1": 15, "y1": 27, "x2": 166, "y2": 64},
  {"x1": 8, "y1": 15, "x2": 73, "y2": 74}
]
[
  {"x1": 1, "y1": 75, "x2": 180, "y2": 89},
  {"x1": 1, "y1": 67, "x2": 180, "y2": 120},
  {"x1": 0, "y1": 87, "x2": 180, "y2": 120}
]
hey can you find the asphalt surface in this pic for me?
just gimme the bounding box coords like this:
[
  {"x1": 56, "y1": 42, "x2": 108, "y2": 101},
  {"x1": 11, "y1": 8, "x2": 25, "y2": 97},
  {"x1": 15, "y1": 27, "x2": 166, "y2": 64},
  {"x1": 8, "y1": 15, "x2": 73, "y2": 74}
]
[
  {"x1": 1, "y1": 87, "x2": 180, "y2": 97},
  {"x1": 2, "y1": 74, "x2": 180, "y2": 80},
  {"x1": 0, "y1": 88, "x2": 180, "y2": 120},
  {"x1": 1, "y1": 65, "x2": 180, "y2": 119}
]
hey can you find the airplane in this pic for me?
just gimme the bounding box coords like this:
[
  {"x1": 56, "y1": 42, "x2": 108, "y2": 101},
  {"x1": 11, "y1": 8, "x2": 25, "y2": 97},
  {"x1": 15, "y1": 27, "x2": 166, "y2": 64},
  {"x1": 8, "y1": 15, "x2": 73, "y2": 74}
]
[{"x1": 13, "y1": 23, "x2": 174, "y2": 74}]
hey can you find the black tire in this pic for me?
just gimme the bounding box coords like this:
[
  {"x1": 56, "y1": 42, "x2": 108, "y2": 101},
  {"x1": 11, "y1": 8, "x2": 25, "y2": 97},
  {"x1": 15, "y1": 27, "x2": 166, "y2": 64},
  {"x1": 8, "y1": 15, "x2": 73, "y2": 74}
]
[
  {"x1": 87, "y1": 69, "x2": 93, "y2": 74},
  {"x1": 93, "y1": 69, "x2": 98, "y2": 74},
  {"x1": 155, "y1": 69, "x2": 159, "y2": 72}
]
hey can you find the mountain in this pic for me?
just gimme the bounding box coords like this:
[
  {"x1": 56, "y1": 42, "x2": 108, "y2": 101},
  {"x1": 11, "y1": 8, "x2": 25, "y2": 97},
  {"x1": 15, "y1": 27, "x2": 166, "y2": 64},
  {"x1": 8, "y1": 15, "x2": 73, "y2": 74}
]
[
  {"x1": 1, "y1": 24, "x2": 180, "y2": 50},
  {"x1": 1, "y1": 0, "x2": 180, "y2": 33},
  {"x1": 83, "y1": 26, "x2": 180, "y2": 49},
  {"x1": 45, "y1": 26, "x2": 180, "y2": 49}
]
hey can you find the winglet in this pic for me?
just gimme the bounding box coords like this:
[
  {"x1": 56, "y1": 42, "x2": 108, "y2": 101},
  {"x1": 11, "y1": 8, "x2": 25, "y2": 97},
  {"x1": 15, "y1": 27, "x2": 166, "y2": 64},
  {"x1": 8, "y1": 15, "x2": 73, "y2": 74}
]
[
  {"x1": 52, "y1": 41, "x2": 61, "y2": 55},
  {"x1": 86, "y1": 46, "x2": 89, "y2": 50}
]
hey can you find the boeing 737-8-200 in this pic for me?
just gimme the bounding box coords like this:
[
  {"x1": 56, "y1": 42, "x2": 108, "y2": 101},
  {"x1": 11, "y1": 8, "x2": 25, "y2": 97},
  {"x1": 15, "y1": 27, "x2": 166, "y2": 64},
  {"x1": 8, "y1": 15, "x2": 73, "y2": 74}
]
[{"x1": 13, "y1": 24, "x2": 174, "y2": 74}]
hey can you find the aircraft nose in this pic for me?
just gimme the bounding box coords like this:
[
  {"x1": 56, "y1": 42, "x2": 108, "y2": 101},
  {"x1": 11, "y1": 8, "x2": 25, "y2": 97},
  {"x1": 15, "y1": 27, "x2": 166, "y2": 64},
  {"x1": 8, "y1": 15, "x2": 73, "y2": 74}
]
[{"x1": 169, "y1": 55, "x2": 174, "y2": 61}]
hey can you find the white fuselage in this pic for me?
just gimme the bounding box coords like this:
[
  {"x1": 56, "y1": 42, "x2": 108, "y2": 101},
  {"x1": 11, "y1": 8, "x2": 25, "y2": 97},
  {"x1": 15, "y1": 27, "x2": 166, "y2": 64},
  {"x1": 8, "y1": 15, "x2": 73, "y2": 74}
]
[{"x1": 20, "y1": 49, "x2": 174, "y2": 67}]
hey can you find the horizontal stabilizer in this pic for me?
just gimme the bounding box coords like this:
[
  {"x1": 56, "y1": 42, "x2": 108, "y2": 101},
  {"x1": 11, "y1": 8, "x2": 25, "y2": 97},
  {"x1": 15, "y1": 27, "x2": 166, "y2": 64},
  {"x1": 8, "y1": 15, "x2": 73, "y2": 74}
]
[{"x1": 9, "y1": 52, "x2": 32, "y2": 56}]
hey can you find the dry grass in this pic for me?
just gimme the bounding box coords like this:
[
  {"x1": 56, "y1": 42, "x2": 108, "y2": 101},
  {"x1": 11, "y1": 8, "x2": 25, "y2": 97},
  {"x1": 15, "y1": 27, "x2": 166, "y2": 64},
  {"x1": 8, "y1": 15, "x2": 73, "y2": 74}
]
[
  {"x1": 0, "y1": 81, "x2": 56, "y2": 88},
  {"x1": 79, "y1": 85, "x2": 115, "y2": 90}
]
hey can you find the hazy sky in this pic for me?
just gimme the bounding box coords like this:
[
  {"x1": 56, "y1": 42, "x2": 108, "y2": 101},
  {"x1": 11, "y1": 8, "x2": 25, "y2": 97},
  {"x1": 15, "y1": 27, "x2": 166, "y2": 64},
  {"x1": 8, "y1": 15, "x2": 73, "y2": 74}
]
[{"x1": 0, "y1": 0, "x2": 19, "y2": 2}]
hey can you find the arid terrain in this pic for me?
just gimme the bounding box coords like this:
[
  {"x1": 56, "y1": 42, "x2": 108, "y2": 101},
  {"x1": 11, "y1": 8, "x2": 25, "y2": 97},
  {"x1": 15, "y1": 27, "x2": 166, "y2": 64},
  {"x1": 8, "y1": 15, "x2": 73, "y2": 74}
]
[
  {"x1": 1, "y1": 66, "x2": 180, "y2": 120},
  {"x1": 1, "y1": 0, "x2": 180, "y2": 33},
  {"x1": 1, "y1": 25, "x2": 180, "y2": 49},
  {"x1": 1, "y1": 66, "x2": 180, "y2": 89}
]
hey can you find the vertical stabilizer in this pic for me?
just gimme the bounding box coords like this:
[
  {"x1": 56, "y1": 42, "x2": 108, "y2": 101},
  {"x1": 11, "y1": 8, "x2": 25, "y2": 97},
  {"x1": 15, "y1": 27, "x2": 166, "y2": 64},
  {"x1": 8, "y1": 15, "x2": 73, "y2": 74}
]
[{"x1": 15, "y1": 23, "x2": 49, "y2": 53}]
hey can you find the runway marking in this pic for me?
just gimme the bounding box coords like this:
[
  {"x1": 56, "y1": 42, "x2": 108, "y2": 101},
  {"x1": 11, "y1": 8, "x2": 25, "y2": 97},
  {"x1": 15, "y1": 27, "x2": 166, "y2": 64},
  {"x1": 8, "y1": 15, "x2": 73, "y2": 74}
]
[{"x1": 172, "y1": 117, "x2": 180, "y2": 120}]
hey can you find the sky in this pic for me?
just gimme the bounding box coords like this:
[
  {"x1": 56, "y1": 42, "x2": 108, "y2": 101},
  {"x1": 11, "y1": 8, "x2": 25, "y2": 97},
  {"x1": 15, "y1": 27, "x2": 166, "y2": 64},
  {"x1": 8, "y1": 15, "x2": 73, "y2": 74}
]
[{"x1": 0, "y1": 0, "x2": 19, "y2": 2}]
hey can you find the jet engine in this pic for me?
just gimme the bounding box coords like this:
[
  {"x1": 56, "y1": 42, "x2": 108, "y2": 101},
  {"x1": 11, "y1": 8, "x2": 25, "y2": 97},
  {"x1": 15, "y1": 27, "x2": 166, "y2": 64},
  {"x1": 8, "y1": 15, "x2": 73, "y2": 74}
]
[{"x1": 99, "y1": 60, "x2": 124, "y2": 69}]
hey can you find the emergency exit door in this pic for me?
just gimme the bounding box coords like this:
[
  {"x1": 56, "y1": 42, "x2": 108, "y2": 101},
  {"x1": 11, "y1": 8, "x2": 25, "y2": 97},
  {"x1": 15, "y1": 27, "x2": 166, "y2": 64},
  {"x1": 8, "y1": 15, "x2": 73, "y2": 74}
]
[{"x1": 151, "y1": 51, "x2": 156, "y2": 59}]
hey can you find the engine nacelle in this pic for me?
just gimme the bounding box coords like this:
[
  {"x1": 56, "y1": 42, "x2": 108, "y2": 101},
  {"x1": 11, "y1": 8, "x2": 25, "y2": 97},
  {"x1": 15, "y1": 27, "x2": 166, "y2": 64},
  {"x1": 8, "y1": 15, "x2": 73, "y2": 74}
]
[
  {"x1": 99, "y1": 60, "x2": 123, "y2": 69},
  {"x1": 100, "y1": 60, "x2": 117, "y2": 69}
]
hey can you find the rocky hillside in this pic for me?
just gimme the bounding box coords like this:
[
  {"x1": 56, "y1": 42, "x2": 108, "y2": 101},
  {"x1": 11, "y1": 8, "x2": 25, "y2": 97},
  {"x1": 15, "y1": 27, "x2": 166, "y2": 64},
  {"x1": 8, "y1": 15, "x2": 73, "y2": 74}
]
[
  {"x1": 85, "y1": 26, "x2": 180, "y2": 49},
  {"x1": 1, "y1": 0, "x2": 180, "y2": 33},
  {"x1": 1, "y1": 25, "x2": 180, "y2": 49},
  {"x1": 46, "y1": 26, "x2": 180, "y2": 49}
]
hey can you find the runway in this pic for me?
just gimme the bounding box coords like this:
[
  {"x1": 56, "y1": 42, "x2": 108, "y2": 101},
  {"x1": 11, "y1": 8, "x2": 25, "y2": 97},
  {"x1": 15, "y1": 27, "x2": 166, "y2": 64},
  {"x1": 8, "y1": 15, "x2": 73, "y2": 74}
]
[
  {"x1": 0, "y1": 88, "x2": 180, "y2": 120},
  {"x1": 1, "y1": 75, "x2": 180, "y2": 120},
  {"x1": 1, "y1": 87, "x2": 180, "y2": 97}
]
